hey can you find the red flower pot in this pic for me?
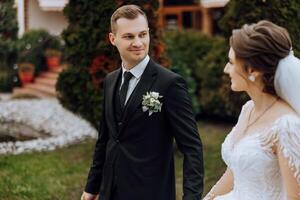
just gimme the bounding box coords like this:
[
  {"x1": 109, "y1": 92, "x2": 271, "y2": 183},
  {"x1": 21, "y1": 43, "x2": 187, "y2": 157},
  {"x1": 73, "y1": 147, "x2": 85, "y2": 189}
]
[
  {"x1": 19, "y1": 71, "x2": 34, "y2": 84},
  {"x1": 47, "y1": 56, "x2": 61, "y2": 70}
]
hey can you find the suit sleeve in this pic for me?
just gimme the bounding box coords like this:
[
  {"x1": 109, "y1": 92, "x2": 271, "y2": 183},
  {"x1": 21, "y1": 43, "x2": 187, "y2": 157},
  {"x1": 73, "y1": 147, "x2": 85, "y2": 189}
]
[
  {"x1": 165, "y1": 76, "x2": 204, "y2": 200},
  {"x1": 84, "y1": 79, "x2": 109, "y2": 194}
]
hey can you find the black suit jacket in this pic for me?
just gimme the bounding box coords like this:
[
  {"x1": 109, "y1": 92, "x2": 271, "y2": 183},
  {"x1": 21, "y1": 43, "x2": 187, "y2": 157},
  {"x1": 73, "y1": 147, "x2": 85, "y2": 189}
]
[{"x1": 85, "y1": 59, "x2": 204, "y2": 200}]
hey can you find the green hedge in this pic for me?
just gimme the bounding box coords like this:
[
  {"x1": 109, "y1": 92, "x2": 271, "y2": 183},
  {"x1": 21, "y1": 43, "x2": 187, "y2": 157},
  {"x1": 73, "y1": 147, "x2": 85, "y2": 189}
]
[
  {"x1": 163, "y1": 31, "x2": 216, "y2": 113},
  {"x1": 163, "y1": 31, "x2": 215, "y2": 81},
  {"x1": 0, "y1": 0, "x2": 18, "y2": 41},
  {"x1": 196, "y1": 37, "x2": 248, "y2": 119},
  {"x1": 56, "y1": 67, "x2": 103, "y2": 127},
  {"x1": 0, "y1": 0, "x2": 18, "y2": 92},
  {"x1": 0, "y1": 40, "x2": 18, "y2": 92},
  {"x1": 164, "y1": 31, "x2": 248, "y2": 119},
  {"x1": 17, "y1": 29, "x2": 62, "y2": 74}
]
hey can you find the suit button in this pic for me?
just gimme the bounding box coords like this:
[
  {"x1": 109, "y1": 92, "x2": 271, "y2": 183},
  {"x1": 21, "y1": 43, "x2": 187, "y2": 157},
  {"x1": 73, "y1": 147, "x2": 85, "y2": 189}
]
[
  {"x1": 118, "y1": 122, "x2": 122, "y2": 126},
  {"x1": 116, "y1": 140, "x2": 120, "y2": 143}
]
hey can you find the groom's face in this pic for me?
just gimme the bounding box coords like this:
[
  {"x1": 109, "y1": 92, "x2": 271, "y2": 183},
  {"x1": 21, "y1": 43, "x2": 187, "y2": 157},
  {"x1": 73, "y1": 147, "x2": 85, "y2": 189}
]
[{"x1": 109, "y1": 14, "x2": 150, "y2": 68}]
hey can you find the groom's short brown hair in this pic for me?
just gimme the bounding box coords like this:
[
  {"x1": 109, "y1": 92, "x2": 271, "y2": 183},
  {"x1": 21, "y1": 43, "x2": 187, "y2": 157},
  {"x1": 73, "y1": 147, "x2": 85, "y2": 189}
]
[{"x1": 110, "y1": 4, "x2": 148, "y2": 33}]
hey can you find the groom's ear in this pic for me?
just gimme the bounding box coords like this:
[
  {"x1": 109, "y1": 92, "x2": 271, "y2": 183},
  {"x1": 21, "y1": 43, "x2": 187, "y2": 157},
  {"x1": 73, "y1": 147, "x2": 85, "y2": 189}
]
[{"x1": 109, "y1": 32, "x2": 116, "y2": 46}]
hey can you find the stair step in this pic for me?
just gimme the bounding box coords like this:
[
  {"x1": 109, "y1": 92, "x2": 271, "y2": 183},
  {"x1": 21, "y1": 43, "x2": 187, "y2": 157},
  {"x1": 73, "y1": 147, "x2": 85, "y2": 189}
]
[
  {"x1": 49, "y1": 67, "x2": 63, "y2": 74},
  {"x1": 40, "y1": 72, "x2": 59, "y2": 79},
  {"x1": 12, "y1": 65, "x2": 65, "y2": 98},
  {"x1": 35, "y1": 77, "x2": 57, "y2": 87},
  {"x1": 24, "y1": 83, "x2": 56, "y2": 95},
  {"x1": 12, "y1": 88, "x2": 52, "y2": 98}
]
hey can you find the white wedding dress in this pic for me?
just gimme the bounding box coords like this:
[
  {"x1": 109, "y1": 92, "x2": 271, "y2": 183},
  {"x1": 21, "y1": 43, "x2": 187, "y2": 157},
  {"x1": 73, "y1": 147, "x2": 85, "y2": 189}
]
[{"x1": 215, "y1": 101, "x2": 300, "y2": 200}]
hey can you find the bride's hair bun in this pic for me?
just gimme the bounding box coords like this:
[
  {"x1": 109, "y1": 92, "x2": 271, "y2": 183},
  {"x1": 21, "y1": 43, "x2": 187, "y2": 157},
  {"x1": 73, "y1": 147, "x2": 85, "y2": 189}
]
[{"x1": 230, "y1": 20, "x2": 292, "y2": 95}]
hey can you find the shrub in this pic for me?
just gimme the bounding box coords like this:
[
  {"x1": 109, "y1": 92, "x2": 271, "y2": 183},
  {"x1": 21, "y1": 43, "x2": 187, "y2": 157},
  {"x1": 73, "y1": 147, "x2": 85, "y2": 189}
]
[
  {"x1": 196, "y1": 37, "x2": 249, "y2": 120},
  {"x1": 0, "y1": 0, "x2": 18, "y2": 41},
  {"x1": 163, "y1": 30, "x2": 215, "y2": 80},
  {"x1": 163, "y1": 31, "x2": 217, "y2": 113},
  {"x1": 0, "y1": 0, "x2": 18, "y2": 92},
  {"x1": 171, "y1": 63, "x2": 199, "y2": 113},
  {"x1": 56, "y1": 67, "x2": 103, "y2": 127},
  {"x1": 17, "y1": 29, "x2": 62, "y2": 74}
]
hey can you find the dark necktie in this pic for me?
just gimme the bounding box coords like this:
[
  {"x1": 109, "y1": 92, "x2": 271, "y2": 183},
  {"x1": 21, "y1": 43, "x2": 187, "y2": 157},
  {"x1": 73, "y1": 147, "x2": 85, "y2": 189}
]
[{"x1": 119, "y1": 71, "x2": 133, "y2": 108}]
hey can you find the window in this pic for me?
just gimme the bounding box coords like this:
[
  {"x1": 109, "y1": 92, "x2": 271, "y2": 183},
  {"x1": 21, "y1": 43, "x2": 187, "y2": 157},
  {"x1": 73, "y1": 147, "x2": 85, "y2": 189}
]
[
  {"x1": 165, "y1": 14, "x2": 178, "y2": 30},
  {"x1": 164, "y1": 0, "x2": 197, "y2": 6}
]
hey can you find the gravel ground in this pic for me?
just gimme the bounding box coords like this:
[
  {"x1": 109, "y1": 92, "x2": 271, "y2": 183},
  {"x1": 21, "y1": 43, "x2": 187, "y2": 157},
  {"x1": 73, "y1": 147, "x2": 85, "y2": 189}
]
[{"x1": 0, "y1": 99, "x2": 97, "y2": 154}]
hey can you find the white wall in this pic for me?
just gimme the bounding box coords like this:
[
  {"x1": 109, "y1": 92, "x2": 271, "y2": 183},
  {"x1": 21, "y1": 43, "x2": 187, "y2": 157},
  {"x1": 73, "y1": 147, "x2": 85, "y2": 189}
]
[
  {"x1": 16, "y1": 0, "x2": 25, "y2": 37},
  {"x1": 27, "y1": 0, "x2": 68, "y2": 36},
  {"x1": 201, "y1": 0, "x2": 229, "y2": 8}
]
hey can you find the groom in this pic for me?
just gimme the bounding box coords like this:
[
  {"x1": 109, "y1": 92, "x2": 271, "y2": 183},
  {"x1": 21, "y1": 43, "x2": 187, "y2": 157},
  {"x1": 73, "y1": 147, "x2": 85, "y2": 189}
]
[{"x1": 82, "y1": 4, "x2": 204, "y2": 200}]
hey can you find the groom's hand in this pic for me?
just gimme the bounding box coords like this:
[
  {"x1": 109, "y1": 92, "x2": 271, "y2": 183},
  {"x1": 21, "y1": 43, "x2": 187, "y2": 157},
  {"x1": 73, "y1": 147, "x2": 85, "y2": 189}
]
[{"x1": 81, "y1": 191, "x2": 99, "y2": 200}]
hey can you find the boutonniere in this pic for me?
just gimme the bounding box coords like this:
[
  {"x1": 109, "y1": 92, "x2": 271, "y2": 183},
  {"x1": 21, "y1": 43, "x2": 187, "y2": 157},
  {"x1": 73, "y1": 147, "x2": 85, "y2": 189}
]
[{"x1": 142, "y1": 91, "x2": 163, "y2": 116}]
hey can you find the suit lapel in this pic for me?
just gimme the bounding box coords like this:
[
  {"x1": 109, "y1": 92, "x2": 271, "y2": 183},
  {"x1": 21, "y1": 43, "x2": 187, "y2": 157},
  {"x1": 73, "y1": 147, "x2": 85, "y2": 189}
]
[
  {"x1": 106, "y1": 68, "x2": 122, "y2": 136},
  {"x1": 119, "y1": 60, "x2": 158, "y2": 133}
]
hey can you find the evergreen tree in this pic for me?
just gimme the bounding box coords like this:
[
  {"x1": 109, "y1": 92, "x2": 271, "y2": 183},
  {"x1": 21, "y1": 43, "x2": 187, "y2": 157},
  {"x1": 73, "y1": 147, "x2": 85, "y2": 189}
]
[
  {"x1": 0, "y1": 0, "x2": 18, "y2": 40},
  {"x1": 0, "y1": 0, "x2": 18, "y2": 91}
]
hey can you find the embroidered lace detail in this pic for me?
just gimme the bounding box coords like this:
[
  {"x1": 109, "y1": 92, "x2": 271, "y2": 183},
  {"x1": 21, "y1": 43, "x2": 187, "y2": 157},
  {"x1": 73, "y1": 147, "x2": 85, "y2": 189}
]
[{"x1": 205, "y1": 101, "x2": 300, "y2": 200}]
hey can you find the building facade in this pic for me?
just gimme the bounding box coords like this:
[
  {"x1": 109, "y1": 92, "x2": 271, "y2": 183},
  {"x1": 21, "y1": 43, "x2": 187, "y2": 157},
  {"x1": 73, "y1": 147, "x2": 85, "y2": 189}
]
[{"x1": 15, "y1": 0, "x2": 229, "y2": 37}]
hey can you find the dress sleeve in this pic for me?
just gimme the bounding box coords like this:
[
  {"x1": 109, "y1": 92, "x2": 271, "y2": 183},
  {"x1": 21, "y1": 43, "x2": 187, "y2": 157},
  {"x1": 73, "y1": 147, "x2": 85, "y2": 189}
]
[
  {"x1": 273, "y1": 115, "x2": 300, "y2": 198},
  {"x1": 276, "y1": 115, "x2": 300, "y2": 184}
]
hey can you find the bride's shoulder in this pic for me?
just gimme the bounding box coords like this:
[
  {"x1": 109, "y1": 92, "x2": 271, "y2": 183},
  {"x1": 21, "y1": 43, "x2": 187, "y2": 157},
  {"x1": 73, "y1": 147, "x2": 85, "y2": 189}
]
[
  {"x1": 272, "y1": 100, "x2": 300, "y2": 125},
  {"x1": 269, "y1": 102, "x2": 300, "y2": 138},
  {"x1": 240, "y1": 100, "x2": 254, "y2": 114}
]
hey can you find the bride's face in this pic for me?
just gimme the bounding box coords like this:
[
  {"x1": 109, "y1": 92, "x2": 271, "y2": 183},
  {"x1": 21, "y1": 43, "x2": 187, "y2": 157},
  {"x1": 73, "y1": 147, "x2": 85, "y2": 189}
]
[{"x1": 224, "y1": 48, "x2": 249, "y2": 92}]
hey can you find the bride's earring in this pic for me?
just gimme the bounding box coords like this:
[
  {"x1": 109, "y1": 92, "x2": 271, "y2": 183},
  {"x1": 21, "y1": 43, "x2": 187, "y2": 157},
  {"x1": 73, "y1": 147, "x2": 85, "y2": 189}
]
[{"x1": 248, "y1": 75, "x2": 255, "y2": 82}]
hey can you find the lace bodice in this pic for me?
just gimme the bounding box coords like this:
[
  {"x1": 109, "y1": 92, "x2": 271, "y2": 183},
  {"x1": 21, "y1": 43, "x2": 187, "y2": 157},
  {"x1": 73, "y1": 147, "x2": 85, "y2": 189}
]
[{"x1": 215, "y1": 101, "x2": 300, "y2": 200}]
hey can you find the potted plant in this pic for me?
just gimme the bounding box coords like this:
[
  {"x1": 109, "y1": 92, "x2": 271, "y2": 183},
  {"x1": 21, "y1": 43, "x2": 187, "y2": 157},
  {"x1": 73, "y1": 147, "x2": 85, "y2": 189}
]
[
  {"x1": 18, "y1": 62, "x2": 35, "y2": 85},
  {"x1": 44, "y1": 48, "x2": 62, "y2": 70}
]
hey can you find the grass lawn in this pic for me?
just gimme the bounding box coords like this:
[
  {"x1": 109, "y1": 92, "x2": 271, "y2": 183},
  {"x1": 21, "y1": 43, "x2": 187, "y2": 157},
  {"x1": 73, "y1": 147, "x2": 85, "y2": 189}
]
[{"x1": 0, "y1": 120, "x2": 232, "y2": 200}]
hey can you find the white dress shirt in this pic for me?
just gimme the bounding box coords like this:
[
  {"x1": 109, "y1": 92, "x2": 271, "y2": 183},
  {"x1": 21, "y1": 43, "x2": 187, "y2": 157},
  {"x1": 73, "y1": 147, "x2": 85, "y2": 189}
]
[{"x1": 120, "y1": 55, "x2": 150, "y2": 104}]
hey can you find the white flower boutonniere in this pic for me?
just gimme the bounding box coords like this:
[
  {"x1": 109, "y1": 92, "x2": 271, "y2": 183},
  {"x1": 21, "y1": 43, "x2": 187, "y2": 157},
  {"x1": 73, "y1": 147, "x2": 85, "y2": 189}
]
[{"x1": 142, "y1": 91, "x2": 163, "y2": 116}]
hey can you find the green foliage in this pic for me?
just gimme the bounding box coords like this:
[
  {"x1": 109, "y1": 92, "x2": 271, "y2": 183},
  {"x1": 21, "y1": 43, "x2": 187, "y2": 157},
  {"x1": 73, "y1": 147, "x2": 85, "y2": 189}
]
[
  {"x1": 164, "y1": 31, "x2": 216, "y2": 114},
  {"x1": 0, "y1": 0, "x2": 18, "y2": 92},
  {"x1": 0, "y1": 0, "x2": 18, "y2": 40},
  {"x1": 196, "y1": 37, "x2": 249, "y2": 119},
  {"x1": 56, "y1": 67, "x2": 103, "y2": 129},
  {"x1": 171, "y1": 63, "x2": 200, "y2": 113},
  {"x1": 219, "y1": 0, "x2": 300, "y2": 56},
  {"x1": 0, "y1": 140, "x2": 96, "y2": 200},
  {"x1": 59, "y1": 0, "x2": 118, "y2": 128},
  {"x1": 17, "y1": 29, "x2": 62, "y2": 74},
  {"x1": 62, "y1": 0, "x2": 118, "y2": 68},
  {"x1": 164, "y1": 31, "x2": 215, "y2": 80},
  {"x1": 0, "y1": 46, "x2": 17, "y2": 92}
]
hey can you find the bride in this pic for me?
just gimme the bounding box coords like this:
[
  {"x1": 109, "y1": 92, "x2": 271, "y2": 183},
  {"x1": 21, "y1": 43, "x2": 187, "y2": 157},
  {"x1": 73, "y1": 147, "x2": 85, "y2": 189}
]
[{"x1": 203, "y1": 20, "x2": 300, "y2": 200}]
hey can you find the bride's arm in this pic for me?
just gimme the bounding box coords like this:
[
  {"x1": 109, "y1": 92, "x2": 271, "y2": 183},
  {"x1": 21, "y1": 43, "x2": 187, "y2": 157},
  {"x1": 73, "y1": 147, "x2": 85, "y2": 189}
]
[
  {"x1": 277, "y1": 145, "x2": 300, "y2": 200},
  {"x1": 203, "y1": 167, "x2": 234, "y2": 200}
]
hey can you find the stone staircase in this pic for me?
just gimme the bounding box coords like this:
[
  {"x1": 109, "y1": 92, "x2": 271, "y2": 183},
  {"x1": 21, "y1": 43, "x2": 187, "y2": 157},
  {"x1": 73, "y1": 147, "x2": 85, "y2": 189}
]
[{"x1": 13, "y1": 67, "x2": 63, "y2": 98}]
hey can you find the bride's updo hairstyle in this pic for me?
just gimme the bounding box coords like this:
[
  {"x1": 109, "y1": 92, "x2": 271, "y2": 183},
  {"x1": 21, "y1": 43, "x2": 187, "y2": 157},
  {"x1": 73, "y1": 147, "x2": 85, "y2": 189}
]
[{"x1": 230, "y1": 20, "x2": 292, "y2": 95}]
